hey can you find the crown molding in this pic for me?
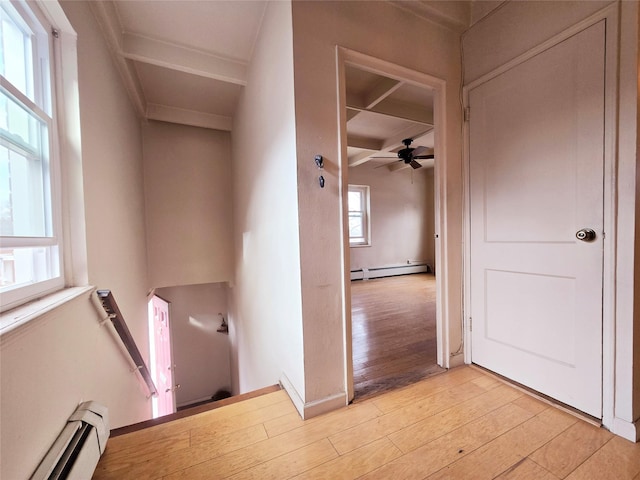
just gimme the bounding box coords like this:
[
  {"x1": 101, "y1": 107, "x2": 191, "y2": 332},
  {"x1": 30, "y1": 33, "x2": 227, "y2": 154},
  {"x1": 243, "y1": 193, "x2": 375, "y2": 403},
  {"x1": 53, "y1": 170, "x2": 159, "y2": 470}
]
[
  {"x1": 88, "y1": 1, "x2": 146, "y2": 118},
  {"x1": 390, "y1": 0, "x2": 470, "y2": 33}
]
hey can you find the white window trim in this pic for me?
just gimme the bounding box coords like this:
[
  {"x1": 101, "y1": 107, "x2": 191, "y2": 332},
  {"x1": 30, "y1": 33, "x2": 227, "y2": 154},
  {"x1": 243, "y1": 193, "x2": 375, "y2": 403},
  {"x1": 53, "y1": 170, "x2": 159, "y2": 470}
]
[
  {"x1": 348, "y1": 184, "x2": 371, "y2": 247},
  {"x1": 0, "y1": 0, "x2": 87, "y2": 317}
]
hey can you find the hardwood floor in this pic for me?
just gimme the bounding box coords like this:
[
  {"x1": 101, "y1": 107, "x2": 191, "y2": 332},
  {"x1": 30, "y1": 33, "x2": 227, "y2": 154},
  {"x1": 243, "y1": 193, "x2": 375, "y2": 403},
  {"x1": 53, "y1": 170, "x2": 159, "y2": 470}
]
[
  {"x1": 351, "y1": 273, "x2": 443, "y2": 400},
  {"x1": 93, "y1": 366, "x2": 640, "y2": 480}
]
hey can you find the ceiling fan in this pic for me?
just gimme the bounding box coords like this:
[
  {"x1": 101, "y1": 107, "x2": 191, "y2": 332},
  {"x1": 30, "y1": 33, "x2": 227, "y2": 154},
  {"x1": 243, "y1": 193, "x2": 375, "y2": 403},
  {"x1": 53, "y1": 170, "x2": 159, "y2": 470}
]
[{"x1": 374, "y1": 138, "x2": 434, "y2": 169}]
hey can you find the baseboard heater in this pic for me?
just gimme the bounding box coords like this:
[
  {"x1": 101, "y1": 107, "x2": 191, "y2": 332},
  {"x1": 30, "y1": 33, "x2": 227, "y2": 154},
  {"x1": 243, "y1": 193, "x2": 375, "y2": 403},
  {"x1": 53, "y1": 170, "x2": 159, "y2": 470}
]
[
  {"x1": 351, "y1": 263, "x2": 431, "y2": 281},
  {"x1": 31, "y1": 401, "x2": 109, "y2": 480}
]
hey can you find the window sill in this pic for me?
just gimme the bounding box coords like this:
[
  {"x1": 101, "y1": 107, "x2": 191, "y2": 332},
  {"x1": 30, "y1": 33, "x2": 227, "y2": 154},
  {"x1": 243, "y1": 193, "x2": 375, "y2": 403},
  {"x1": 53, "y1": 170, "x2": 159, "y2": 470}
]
[
  {"x1": 350, "y1": 243, "x2": 371, "y2": 248},
  {"x1": 0, "y1": 286, "x2": 94, "y2": 336}
]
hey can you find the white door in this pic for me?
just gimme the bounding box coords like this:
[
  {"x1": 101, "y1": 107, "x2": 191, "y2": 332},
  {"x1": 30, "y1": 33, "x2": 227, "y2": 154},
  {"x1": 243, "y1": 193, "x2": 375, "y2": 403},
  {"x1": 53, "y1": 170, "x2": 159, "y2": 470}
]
[{"x1": 469, "y1": 21, "x2": 605, "y2": 418}]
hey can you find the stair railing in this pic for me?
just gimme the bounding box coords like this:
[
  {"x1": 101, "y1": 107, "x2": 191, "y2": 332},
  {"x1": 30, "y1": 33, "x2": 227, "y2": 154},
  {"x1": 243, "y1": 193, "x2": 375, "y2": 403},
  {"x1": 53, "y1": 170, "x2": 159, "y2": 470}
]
[{"x1": 95, "y1": 290, "x2": 158, "y2": 397}]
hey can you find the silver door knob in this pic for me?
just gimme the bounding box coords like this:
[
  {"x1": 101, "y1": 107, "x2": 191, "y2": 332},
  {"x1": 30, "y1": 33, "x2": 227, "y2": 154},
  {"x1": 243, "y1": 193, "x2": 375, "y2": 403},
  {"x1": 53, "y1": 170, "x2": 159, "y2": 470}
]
[
  {"x1": 165, "y1": 384, "x2": 181, "y2": 393},
  {"x1": 576, "y1": 228, "x2": 596, "y2": 242}
]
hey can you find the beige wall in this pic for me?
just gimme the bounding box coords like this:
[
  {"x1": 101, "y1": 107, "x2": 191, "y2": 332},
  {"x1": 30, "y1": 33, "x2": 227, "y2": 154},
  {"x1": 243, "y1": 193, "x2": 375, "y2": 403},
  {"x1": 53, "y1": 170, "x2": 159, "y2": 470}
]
[
  {"x1": 230, "y1": 1, "x2": 305, "y2": 399},
  {"x1": 291, "y1": 0, "x2": 464, "y2": 407},
  {"x1": 69, "y1": 2, "x2": 150, "y2": 345},
  {"x1": 349, "y1": 164, "x2": 435, "y2": 271},
  {"x1": 463, "y1": 0, "x2": 640, "y2": 437},
  {"x1": 65, "y1": 0, "x2": 151, "y2": 420},
  {"x1": 156, "y1": 283, "x2": 231, "y2": 407},
  {"x1": 1, "y1": 2, "x2": 153, "y2": 476},
  {"x1": 142, "y1": 121, "x2": 233, "y2": 289},
  {"x1": 463, "y1": 1, "x2": 610, "y2": 84}
]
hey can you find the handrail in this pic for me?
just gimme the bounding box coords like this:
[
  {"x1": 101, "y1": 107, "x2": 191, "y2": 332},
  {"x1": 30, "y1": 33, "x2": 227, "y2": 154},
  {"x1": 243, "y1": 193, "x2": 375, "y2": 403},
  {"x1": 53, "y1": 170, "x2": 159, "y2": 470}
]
[{"x1": 96, "y1": 290, "x2": 158, "y2": 397}]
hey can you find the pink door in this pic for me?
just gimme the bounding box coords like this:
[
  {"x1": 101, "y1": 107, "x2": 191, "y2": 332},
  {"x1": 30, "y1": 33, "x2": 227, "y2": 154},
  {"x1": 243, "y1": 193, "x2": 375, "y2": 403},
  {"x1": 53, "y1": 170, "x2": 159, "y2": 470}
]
[{"x1": 148, "y1": 295, "x2": 176, "y2": 417}]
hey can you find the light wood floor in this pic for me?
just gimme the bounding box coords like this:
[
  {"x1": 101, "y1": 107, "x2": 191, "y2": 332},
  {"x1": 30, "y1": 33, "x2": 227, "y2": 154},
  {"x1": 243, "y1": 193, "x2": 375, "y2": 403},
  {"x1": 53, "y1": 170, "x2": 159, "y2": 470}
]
[
  {"x1": 351, "y1": 274, "x2": 443, "y2": 400},
  {"x1": 93, "y1": 366, "x2": 640, "y2": 480}
]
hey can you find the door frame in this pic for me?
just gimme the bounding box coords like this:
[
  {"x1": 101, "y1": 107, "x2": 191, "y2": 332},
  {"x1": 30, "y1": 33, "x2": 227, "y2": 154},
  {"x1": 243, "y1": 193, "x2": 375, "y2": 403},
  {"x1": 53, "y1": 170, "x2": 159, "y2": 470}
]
[
  {"x1": 336, "y1": 47, "x2": 451, "y2": 401},
  {"x1": 462, "y1": 3, "x2": 619, "y2": 429}
]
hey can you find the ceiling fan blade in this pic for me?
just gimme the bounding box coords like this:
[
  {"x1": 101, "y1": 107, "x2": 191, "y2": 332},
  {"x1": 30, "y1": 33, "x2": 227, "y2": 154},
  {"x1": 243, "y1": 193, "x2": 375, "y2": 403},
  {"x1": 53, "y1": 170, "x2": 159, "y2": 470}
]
[
  {"x1": 412, "y1": 146, "x2": 428, "y2": 156},
  {"x1": 410, "y1": 159, "x2": 422, "y2": 169},
  {"x1": 413, "y1": 154, "x2": 435, "y2": 160}
]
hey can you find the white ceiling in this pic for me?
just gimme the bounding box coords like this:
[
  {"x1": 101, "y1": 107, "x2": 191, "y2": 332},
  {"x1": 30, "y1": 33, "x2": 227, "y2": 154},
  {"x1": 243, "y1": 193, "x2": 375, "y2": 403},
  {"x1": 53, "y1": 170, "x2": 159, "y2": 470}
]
[
  {"x1": 115, "y1": 0, "x2": 266, "y2": 62},
  {"x1": 91, "y1": 1, "x2": 465, "y2": 171}
]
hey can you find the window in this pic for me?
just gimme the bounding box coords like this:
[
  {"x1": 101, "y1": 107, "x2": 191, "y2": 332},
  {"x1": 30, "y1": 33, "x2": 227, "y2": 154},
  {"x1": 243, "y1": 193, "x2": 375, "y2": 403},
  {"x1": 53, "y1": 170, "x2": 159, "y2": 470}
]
[
  {"x1": 348, "y1": 184, "x2": 370, "y2": 246},
  {"x1": 0, "y1": 1, "x2": 63, "y2": 311}
]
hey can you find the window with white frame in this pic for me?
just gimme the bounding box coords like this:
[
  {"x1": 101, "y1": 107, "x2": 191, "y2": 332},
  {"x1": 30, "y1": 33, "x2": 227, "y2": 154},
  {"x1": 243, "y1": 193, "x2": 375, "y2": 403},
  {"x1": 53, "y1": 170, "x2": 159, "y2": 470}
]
[
  {"x1": 348, "y1": 184, "x2": 370, "y2": 246},
  {"x1": 0, "y1": 0, "x2": 63, "y2": 310}
]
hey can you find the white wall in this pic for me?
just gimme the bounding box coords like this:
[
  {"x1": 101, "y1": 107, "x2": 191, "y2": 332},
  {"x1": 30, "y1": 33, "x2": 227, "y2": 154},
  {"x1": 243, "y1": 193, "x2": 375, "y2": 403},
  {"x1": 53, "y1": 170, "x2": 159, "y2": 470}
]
[
  {"x1": 291, "y1": 0, "x2": 464, "y2": 408},
  {"x1": 463, "y1": 0, "x2": 640, "y2": 438},
  {"x1": 349, "y1": 164, "x2": 435, "y2": 272},
  {"x1": 0, "y1": 3, "x2": 153, "y2": 476},
  {"x1": 155, "y1": 283, "x2": 231, "y2": 407},
  {"x1": 463, "y1": 1, "x2": 610, "y2": 84},
  {"x1": 142, "y1": 121, "x2": 233, "y2": 289},
  {"x1": 69, "y1": 1, "x2": 150, "y2": 347},
  {"x1": 230, "y1": 1, "x2": 305, "y2": 401}
]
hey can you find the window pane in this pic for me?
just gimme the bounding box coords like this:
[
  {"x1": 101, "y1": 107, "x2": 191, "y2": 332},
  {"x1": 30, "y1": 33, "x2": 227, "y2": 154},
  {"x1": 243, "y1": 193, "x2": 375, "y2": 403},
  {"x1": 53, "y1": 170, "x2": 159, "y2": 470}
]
[
  {"x1": 0, "y1": 5, "x2": 33, "y2": 101},
  {"x1": 1, "y1": 89, "x2": 46, "y2": 155},
  {"x1": 0, "y1": 245, "x2": 59, "y2": 289},
  {"x1": 348, "y1": 191, "x2": 361, "y2": 212},
  {"x1": 349, "y1": 213, "x2": 363, "y2": 238},
  {"x1": 0, "y1": 93, "x2": 51, "y2": 238}
]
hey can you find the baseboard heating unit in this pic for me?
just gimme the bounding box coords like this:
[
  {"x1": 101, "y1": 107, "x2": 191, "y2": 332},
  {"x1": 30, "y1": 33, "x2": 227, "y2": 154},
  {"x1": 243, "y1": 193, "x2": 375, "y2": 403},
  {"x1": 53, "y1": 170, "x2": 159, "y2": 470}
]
[
  {"x1": 351, "y1": 263, "x2": 431, "y2": 281},
  {"x1": 31, "y1": 401, "x2": 109, "y2": 480}
]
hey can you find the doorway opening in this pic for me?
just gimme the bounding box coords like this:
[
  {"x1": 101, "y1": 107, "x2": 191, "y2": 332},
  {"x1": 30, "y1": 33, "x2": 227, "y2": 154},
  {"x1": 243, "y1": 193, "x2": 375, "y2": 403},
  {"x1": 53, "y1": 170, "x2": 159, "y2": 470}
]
[
  {"x1": 148, "y1": 294, "x2": 175, "y2": 418},
  {"x1": 338, "y1": 50, "x2": 449, "y2": 402}
]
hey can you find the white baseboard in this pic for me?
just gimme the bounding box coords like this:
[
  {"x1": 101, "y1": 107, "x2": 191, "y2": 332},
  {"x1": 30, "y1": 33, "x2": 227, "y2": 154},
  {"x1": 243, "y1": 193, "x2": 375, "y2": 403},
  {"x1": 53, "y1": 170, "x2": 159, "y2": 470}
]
[
  {"x1": 279, "y1": 372, "x2": 305, "y2": 417},
  {"x1": 280, "y1": 372, "x2": 348, "y2": 420},
  {"x1": 303, "y1": 391, "x2": 348, "y2": 419},
  {"x1": 351, "y1": 263, "x2": 430, "y2": 281},
  {"x1": 612, "y1": 416, "x2": 639, "y2": 442}
]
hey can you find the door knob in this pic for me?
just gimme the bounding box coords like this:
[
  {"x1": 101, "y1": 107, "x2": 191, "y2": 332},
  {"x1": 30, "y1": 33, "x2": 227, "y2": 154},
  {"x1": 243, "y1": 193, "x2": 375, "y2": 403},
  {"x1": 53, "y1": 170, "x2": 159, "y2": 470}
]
[
  {"x1": 165, "y1": 384, "x2": 181, "y2": 393},
  {"x1": 576, "y1": 228, "x2": 596, "y2": 242}
]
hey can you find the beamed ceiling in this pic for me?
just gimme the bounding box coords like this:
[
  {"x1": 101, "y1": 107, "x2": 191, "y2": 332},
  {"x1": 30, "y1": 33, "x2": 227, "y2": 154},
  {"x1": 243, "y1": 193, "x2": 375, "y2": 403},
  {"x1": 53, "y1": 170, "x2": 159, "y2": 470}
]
[{"x1": 90, "y1": 1, "x2": 470, "y2": 171}]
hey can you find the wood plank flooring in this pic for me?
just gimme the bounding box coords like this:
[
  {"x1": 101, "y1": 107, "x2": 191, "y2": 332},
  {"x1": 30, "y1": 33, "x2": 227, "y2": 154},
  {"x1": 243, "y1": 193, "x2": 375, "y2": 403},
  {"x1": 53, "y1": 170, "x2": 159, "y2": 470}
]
[
  {"x1": 351, "y1": 273, "x2": 443, "y2": 400},
  {"x1": 92, "y1": 366, "x2": 640, "y2": 480}
]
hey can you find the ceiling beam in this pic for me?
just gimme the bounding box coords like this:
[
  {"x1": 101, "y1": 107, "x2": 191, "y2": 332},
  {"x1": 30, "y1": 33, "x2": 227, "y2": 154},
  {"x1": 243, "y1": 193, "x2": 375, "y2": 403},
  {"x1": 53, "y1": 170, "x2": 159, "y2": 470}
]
[
  {"x1": 372, "y1": 98, "x2": 434, "y2": 125},
  {"x1": 346, "y1": 135, "x2": 383, "y2": 151},
  {"x1": 346, "y1": 108, "x2": 360, "y2": 122},
  {"x1": 347, "y1": 127, "x2": 433, "y2": 168},
  {"x1": 346, "y1": 103, "x2": 433, "y2": 127},
  {"x1": 348, "y1": 150, "x2": 379, "y2": 168},
  {"x1": 146, "y1": 103, "x2": 233, "y2": 131},
  {"x1": 380, "y1": 126, "x2": 433, "y2": 151},
  {"x1": 364, "y1": 78, "x2": 403, "y2": 109},
  {"x1": 122, "y1": 33, "x2": 248, "y2": 86}
]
